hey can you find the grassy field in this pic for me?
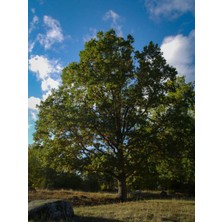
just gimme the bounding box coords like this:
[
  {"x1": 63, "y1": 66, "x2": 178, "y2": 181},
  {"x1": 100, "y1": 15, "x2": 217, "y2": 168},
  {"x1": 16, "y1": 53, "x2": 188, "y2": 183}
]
[
  {"x1": 29, "y1": 189, "x2": 194, "y2": 222},
  {"x1": 29, "y1": 189, "x2": 118, "y2": 206},
  {"x1": 75, "y1": 199, "x2": 194, "y2": 222}
]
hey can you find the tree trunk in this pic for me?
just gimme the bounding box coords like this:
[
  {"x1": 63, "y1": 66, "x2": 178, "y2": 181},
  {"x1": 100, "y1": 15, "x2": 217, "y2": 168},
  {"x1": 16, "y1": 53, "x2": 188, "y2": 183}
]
[{"x1": 117, "y1": 176, "x2": 127, "y2": 202}]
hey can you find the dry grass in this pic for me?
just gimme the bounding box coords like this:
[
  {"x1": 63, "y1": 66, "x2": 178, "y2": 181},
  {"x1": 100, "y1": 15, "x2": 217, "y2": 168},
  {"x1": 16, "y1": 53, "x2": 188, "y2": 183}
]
[
  {"x1": 75, "y1": 199, "x2": 195, "y2": 222},
  {"x1": 29, "y1": 189, "x2": 119, "y2": 206},
  {"x1": 29, "y1": 190, "x2": 194, "y2": 221}
]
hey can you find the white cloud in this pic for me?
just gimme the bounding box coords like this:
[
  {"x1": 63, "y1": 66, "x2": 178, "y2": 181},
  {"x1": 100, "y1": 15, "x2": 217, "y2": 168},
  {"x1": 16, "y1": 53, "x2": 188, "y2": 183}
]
[
  {"x1": 29, "y1": 55, "x2": 62, "y2": 100},
  {"x1": 145, "y1": 0, "x2": 194, "y2": 20},
  {"x1": 161, "y1": 30, "x2": 195, "y2": 81},
  {"x1": 28, "y1": 96, "x2": 41, "y2": 111},
  {"x1": 29, "y1": 55, "x2": 54, "y2": 79},
  {"x1": 28, "y1": 91, "x2": 52, "y2": 112},
  {"x1": 37, "y1": 15, "x2": 64, "y2": 50},
  {"x1": 103, "y1": 10, "x2": 123, "y2": 37},
  {"x1": 41, "y1": 77, "x2": 60, "y2": 92},
  {"x1": 42, "y1": 90, "x2": 52, "y2": 101},
  {"x1": 29, "y1": 55, "x2": 62, "y2": 80}
]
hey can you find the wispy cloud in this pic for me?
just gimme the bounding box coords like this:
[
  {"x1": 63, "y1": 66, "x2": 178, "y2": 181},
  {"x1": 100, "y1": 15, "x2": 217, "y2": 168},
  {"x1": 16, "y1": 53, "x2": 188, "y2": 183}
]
[
  {"x1": 104, "y1": 10, "x2": 120, "y2": 23},
  {"x1": 31, "y1": 111, "x2": 38, "y2": 121},
  {"x1": 83, "y1": 28, "x2": 98, "y2": 42},
  {"x1": 29, "y1": 15, "x2": 39, "y2": 34},
  {"x1": 37, "y1": 15, "x2": 64, "y2": 50},
  {"x1": 145, "y1": 0, "x2": 194, "y2": 20},
  {"x1": 28, "y1": 12, "x2": 39, "y2": 52},
  {"x1": 37, "y1": 0, "x2": 44, "y2": 5},
  {"x1": 161, "y1": 30, "x2": 195, "y2": 82},
  {"x1": 28, "y1": 15, "x2": 65, "y2": 52},
  {"x1": 28, "y1": 41, "x2": 36, "y2": 53},
  {"x1": 103, "y1": 10, "x2": 123, "y2": 37}
]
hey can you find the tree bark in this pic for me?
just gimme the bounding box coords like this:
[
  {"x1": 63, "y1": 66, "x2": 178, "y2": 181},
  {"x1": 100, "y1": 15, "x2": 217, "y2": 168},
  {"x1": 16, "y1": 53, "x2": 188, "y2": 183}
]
[{"x1": 117, "y1": 176, "x2": 127, "y2": 202}]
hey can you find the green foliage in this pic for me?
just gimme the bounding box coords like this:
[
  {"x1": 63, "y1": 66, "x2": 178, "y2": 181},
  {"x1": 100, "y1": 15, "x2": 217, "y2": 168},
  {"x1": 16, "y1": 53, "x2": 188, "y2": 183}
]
[
  {"x1": 147, "y1": 77, "x2": 195, "y2": 191},
  {"x1": 81, "y1": 172, "x2": 101, "y2": 192},
  {"x1": 33, "y1": 29, "x2": 194, "y2": 198},
  {"x1": 28, "y1": 145, "x2": 45, "y2": 188},
  {"x1": 28, "y1": 145, "x2": 83, "y2": 190}
]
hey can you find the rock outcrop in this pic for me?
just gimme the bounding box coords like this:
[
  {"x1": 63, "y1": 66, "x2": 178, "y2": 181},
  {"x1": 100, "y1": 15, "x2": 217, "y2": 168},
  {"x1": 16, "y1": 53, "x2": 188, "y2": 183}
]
[{"x1": 28, "y1": 199, "x2": 74, "y2": 221}]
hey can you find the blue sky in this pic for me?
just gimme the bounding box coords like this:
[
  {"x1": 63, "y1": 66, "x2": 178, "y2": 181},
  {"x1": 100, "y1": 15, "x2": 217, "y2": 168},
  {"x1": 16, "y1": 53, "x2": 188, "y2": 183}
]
[{"x1": 28, "y1": 0, "x2": 195, "y2": 144}]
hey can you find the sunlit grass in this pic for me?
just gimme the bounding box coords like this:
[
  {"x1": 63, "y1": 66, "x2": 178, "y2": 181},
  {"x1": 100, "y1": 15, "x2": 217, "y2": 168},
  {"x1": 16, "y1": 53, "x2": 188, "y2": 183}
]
[{"x1": 75, "y1": 199, "x2": 195, "y2": 222}]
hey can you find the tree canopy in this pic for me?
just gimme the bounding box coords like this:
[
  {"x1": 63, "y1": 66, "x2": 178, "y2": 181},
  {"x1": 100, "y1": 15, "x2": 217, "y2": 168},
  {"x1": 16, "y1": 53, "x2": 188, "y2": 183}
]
[{"x1": 33, "y1": 29, "x2": 194, "y2": 201}]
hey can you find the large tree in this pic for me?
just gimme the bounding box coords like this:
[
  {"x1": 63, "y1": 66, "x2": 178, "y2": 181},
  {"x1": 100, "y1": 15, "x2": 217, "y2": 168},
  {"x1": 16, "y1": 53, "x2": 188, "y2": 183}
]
[{"x1": 34, "y1": 29, "x2": 193, "y2": 201}]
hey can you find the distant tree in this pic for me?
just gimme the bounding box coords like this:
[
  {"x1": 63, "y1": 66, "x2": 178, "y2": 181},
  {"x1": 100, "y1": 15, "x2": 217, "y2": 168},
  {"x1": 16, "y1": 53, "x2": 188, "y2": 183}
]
[
  {"x1": 29, "y1": 145, "x2": 83, "y2": 189},
  {"x1": 28, "y1": 145, "x2": 45, "y2": 188},
  {"x1": 34, "y1": 29, "x2": 194, "y2": 201},
  {"x1": 53, "y1": 172, "x2": 83, "y2": 190}
]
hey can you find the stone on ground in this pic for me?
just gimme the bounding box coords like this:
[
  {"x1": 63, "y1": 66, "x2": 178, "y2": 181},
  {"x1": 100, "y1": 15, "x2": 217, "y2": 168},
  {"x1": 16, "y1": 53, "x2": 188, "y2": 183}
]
[{"x1": 28, "y1": 199, "x2": 74, "y2": 221}]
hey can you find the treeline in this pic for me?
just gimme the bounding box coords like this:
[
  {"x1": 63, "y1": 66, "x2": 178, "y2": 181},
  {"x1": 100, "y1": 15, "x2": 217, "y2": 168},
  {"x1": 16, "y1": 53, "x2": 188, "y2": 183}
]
[{"x1": 29, "y1": 145, "x2": 194, "y2": 194}]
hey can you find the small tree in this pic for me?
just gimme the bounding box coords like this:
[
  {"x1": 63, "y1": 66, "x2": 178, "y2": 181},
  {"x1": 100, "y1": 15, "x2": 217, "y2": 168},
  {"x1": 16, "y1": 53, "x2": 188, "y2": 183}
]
[
  {"x1": 28, "y1": 145, "x2": 45, "y2": 188},
  {"x1": 34, "y1": 30, "x2": 193, "y2": 201}
]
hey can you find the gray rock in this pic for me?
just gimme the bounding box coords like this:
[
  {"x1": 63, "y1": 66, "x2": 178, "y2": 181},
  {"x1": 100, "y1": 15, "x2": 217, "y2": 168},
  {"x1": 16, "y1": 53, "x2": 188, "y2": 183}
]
[{"x1": 28, "y1": 199, "x2": 74, "y2": 221}]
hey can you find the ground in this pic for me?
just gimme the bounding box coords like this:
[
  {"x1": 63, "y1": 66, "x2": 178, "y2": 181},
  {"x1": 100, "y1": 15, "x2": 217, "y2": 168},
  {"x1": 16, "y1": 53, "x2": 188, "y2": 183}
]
[{"x1": 29, "y1": 189, "x2": 194, "y2": 222}]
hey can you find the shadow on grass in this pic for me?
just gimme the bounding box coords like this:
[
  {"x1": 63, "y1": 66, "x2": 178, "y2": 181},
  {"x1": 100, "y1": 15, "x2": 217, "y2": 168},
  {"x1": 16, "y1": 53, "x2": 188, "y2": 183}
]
[
  {"x1": 128, "y1": 191, "x2": 194, "y2": 201},
  {"x1": 74, "y1": 215, "x2": 122, "y2": 222},
  {"x1": 29, "y1": 217, "x2": 122, "y2": 222}
]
